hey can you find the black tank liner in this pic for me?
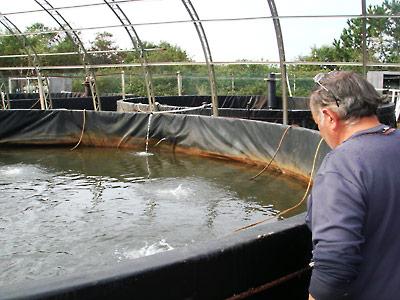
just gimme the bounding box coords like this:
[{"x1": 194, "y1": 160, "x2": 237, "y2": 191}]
[
  {"x1": 7, "y1": 94, "x2": 121, "y2": 111},
  {"x1": 118, "y1": 95, "x2": 396, "y2": 129},
  {"x1": 5, "y1": 94, "x2": 396, "y2": 129}
]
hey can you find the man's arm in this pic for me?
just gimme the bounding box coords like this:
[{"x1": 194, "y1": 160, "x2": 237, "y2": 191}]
[{"x1": 309, "y1": 171, "x2": 365, "y2": 300}]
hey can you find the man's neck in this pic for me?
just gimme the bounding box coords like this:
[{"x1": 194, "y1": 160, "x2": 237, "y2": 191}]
[{"x1": 339, "y1": 115, "x2": 381, "y2": 145}]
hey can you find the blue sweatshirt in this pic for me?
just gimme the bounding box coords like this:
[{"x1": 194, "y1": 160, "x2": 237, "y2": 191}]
[{"x1": 306, "y1": 124, "x2": 400, "y2": 300}]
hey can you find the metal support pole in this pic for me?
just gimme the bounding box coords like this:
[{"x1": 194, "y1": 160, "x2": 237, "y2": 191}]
[
  {"x1": 104, "y1": 0, "x2": 156, "y2": 112},
  {"x1": 361, "y1": 0, "x2": 367, "y2": 78},
  {"x1": 293, "y1": 74, "x2": 296, "y2": 95},
  {"x1": 182, "y1": 0, "x2": 218, "y2": 116},
  {"x1": 177, "y1": 71, "x2": 182, "y2": 96},
  {"x1": 1, "y1": 91, "x2": 5, "y2": 109},
  {"x1": 121, "y1": 70, "x2": 125, "y2": 99},
  {"x1": 8, "y1": 77, "x2": 12, "y2": 94},
  {"x1": 267, "y1": 73, "x2": 277, "y2": 109},
  {"x1": 35, "y1": 0, "x2": 99, "y2": 110},
  {"x1": 37, "y1": 77, "x2": 46, "y2": 109},
  {"x1": 286, "y1": 73, "x2": 292, "y2": 97},
  {"x1": 0, "y1": 14, "x2": 50, "y2": 108},
  {"x1": 267, "y1": 0, "x2": 288, "y2": 125}
]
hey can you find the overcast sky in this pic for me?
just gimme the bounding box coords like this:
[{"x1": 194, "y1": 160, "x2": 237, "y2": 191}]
[{"x1": 0, "y1": 0, "x2": 385, "y2": 62}]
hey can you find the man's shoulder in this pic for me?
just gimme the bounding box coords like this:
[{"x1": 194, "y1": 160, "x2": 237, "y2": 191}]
[
  {"x1": 317, "y1": 142, "x2": 365, "y2": 178},
  {"x1": 320, "y1": 129, "x2": 400, "y2": 175}
]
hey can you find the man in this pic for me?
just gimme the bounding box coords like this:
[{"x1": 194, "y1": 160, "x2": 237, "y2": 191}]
[{"x1": 306, "y1": 71, "x2": 400, "y2": 300}]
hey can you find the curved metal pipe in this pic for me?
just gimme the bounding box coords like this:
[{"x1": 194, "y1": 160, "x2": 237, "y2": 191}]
[
  {"x1": 5, "y1": 59, "x2": 400, "y2": 72},
  {"x1": 267, "y1": 0, "x2": 288, "y2": 125},
  {"x1": 0, "y1": 82, "x2": 10, "y2": 109},
  {"x1": 0, "y1": 14, "x2": 388, "y2": 40},
  {"x1": 361, "y1": 0, "x2": 367, "y2": 78},
  {"x1": 181, "y1": 0, "x2": 218, "y2": 116},
  {"x1": 0, "y1": 14, "x2": 52, "y2": 109},
  {"x1": 35, "y1": 0, "x2": 101, "y2": 111},
  {"x1": 103, "y1": 0, "x2": 156, "y2": 111}
]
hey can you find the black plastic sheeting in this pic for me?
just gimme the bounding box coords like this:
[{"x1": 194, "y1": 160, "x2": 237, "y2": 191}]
[
  {"x1": 119, "y1": 96, "x2": 397, "y2": 129},
  {"x1": 0, "y1": 109, "x2": 328, "y2": 178},
  {"x1": 7, "y1": 96, "x2": 121, "y2": 112},
  {"x1": 117, "y1": 96, "x2": 319, "y2": 129},
  {"x1": 5, "y1": 94, "x2": 396, "y2": 129},
  {"x1": 6, "y1": 94, "x2": 304, "y2": 109},
  {"x1": 123, "y1": 95, "x2": 309, "y2": 110},
  {"x1": 8, "y1": 93, "x2": 86, "y2": 100},
  {"x1": 0, "y1": 109, "x2": 329, "y2": 299},
  {"x1": 118, "y1": 101, "x2": 316, "y2": 129}
]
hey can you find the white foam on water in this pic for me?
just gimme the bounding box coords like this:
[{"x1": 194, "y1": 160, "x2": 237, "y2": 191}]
[
  {"x1": 134, "y1": 152, "x2": 154, "y2": 157},
  {"x1": 171, "y1": 184, "x2": 192, "y2": 197},
  {"x1": 114, "y1": 239, "x2": 174, "y2": 261},
  {"x1": 2, "y1": 167, "x2": 22, "y2": 176},
  {"x1": 0, "y1": 165, "x2": 49, "y2": 181},
  {"x1": 156, "y1": 184, "x2": 193, "y2": 198}
]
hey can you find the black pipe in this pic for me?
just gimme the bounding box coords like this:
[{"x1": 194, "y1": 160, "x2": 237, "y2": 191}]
[{"x1": 267, "y1": 73, "x2": 278, "y2": 109}]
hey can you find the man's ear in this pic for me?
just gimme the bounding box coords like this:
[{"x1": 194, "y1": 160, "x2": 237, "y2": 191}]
[{"x1": 321, "y1": 108, "x2": 340, "y2": 129}]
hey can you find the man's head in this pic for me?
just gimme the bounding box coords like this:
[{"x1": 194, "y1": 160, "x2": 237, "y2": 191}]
[{"x1": 309, "y1": 71, "x2": 386, "y2": 148}]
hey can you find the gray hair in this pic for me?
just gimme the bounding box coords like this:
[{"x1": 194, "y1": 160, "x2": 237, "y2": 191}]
[{"x1": 309, "y1": 71, "x2": 387, "y2": 121}]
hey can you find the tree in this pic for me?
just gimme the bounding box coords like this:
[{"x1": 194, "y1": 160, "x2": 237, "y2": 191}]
[
  {"x1": 89, "y1": 32, "x2": 122, "y2": 65},
  {"x1": 123, "y1": 41, "x2": 192, "y2": 96},
  {"x1": 301, "y1": 0, "x2": 400, "y2": 65},
  {"x1": 0, "y1": 33, "x2": 27, "y2": 71}
]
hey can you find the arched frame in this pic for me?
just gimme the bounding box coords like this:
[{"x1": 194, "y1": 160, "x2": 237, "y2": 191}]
[{"x1": 0, "y1": 0, "x2": 382, "y2": 121}]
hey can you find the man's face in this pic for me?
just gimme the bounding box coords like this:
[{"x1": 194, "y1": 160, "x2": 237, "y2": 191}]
[{"x1": 311, "y1": 106, "x2": 338, "y2": 149}]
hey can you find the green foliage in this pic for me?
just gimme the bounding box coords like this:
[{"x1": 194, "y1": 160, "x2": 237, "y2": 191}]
[
  {"x1": 89, "y1": 32, "x2": 122, "y2": 65},
  {"x1": 301, "y1": 0, "x2": 400, "y2": 66},
  {"x1": 0, "y1": 35, "x2": 27, "y2": 71},
  {"x1": 290, "y1": 1, "x2": 400, "y2": 95},
  {"x1": 48, "y1": 38, "x2": 81, "y2": 66}
]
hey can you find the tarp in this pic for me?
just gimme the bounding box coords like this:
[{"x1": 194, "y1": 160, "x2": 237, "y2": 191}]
[
  {"x1": 6, "y1": 95, "x2": 396, "y2": 130},
  {"x1": 0, "y1": 109, "x2": 329, "y2": 179},
  {"x1": 8, "y1": 96, "x2": 122, "y2": 111},
  {"x1": 118, "y1": 97, "x2": 397, "y2": 129},
  {"x1": 124, "y1": 95, "x2": 308, "y2": 109}
]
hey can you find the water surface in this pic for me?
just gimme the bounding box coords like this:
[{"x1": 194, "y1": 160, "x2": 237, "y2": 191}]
[{"x1": 0, "y1": 147, "x2": 306, "y2": 286}]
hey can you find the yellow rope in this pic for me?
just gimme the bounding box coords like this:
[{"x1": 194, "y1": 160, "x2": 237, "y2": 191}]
[
  {"x1": 277, "y1": 138, "x2": 323, "y2": 219},
  {"x1": 70, "y1": 109, "x2": 86, "y2": 151},
  {"x1": 234, "y1": 137, "x2": 324, "y2": 232},
  {"x1": 233, "y1": 215, "x2": 276, "y2": 232},
  {"x1": 250, "y1": 126, "x2": 292, "y2": 180}
]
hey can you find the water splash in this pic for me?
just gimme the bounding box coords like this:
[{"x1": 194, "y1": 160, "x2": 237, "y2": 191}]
[
  {"x1": 145, "y1": 114, "x2": 153, "y2": 154},
  {"x1": 2, "y1": 167, "x2": 22, "y2": 176},
  {"x1": 134, "y1": 152, "x2": 154, "y2": 157},
  {"x1": 171, "y1": 184, "x2": 189, "y2": 196},
  {"x1": 114, "y1": 239, "x2": 174, "y2": 261},
  {"x1": 156, "y1": 184, "x2": 193, "y2": 198}
]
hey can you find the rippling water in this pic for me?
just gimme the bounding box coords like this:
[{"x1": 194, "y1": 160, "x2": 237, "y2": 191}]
[{"x1": 0, "y1": 147, "x2": 306, "y2": 287}]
